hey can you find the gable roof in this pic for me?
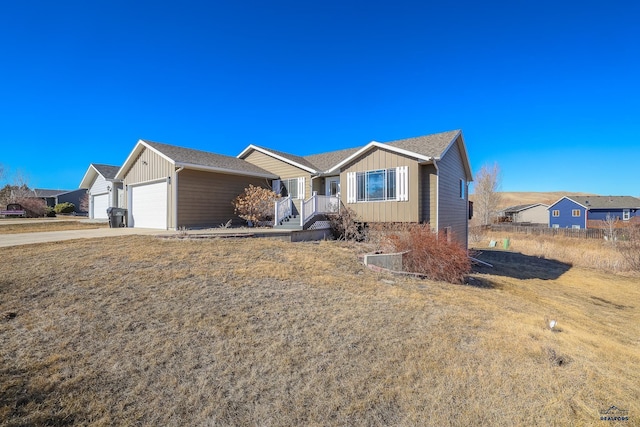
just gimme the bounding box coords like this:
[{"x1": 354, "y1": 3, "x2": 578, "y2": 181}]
[
  {"x1": 79, "y1": 163, "x2": 122, "y2": 189},
  {"x1": 323, "y1": 130, "x2": 471, "y2": 178},
  {"x1": 115, "y1": 140, "x2": 278, "y2": 180},
  {"x1": 503, "y1": 203, "x2": 548, "y2": 213},
  {"x1": 303, "y1": 146, "x2": 362, "y2": 172},
  {"x1": 33, "y1": 188, "x2": 70, "y2": 198},
  {"x1": 93, "y1": 164, "x2": 120, "y2": 179},
  {"x1": 385, "y1": 130, "x2": 462, "y2": 159},
  {"x1": 237, "y1": 144, "x2": 318, "y2": 173},
  {"x1": 239, "y1": 130, "x2": 471, "y2": 179},
  {"x1": 554, "y1": 195, "x2": 640, "y2": 210}
]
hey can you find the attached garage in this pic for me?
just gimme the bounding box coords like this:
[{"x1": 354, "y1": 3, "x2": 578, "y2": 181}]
[
  {"x1": 130, "y1": 181, "x2": 168, "y2": 229},
  {"x1": 91, "y1": 193, "x2": 109, "y2": 219},
  {"x1": 115, "y1": 139, "x2": 278, "y2": 230},
  {"x1": 79, "y1": 164, "x2": 124, "y2": 219}
]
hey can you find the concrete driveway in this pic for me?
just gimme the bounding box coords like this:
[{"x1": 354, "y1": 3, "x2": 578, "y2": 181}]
[{"x1": 0, "y1": 227, "x2": 172, "y2": 248}]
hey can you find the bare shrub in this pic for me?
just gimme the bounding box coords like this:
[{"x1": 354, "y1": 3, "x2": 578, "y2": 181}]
[
  {"x1": 619, "y1": 224, "x2": 640, "y2": 272},
  {"x1": 382, "y1": 223, "x2": 471, "y2": 284},
  {"x1": 0, "y1": 184, "x2": 47, "y2": 217},
  {"x1": 18, "y1": 197, "x2": 48, "y2": 217},
  {"x1": 232, "y1": 185, "x2": 278, "y2": 225},
  {"x1": 328, "y1": 207, "x2": 366, "y2": 241}
]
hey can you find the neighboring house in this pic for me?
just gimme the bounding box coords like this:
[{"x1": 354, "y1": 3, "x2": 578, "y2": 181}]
[
  {"x1": 239, "y1": 129, "x2": 473, "y2": 247},
  {"x1": 114, "y1": 140, "x2": 278, "y2": 229},
  {"x1": 500, "y1": 204, "x2": 549, "y2": 225},
  {"x1": 548, "y1": 196, "x2": 640, "y2": 229},
  {"x1": 79, "y1": 164, "x2": 124, "y2": 219},
  {"x1": 33, "y1": 188, "x2": 87, "y2": 214},
  {"x1": 114, "y1": 130, "x2": 472, "y2": 247}
]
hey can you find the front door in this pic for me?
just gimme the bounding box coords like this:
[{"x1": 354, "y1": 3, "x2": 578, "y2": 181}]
[{"x1": 326, "y1": 177, "x2": 340, "y2": 197}]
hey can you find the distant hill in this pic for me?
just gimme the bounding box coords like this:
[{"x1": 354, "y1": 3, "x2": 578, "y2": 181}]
[{"x1": 470, "y1": 191, "x2": 597, "y2": 210}]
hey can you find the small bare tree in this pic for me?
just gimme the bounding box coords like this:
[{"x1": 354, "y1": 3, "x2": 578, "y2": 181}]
[
  {"x1": 472, "y1": 162, "x2": 502, "y2": 226},
  {"x1": 602, "y1": 213, "x2": 618, "y2": 244}
]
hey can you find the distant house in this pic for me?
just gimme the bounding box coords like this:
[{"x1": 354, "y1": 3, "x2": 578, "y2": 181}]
[
  {"x1": 500, "y1": 204, "x2": 549, "y2": 225},
  {"x1": 548, "y1": 196, "x2": 640, "y2": 229},
  {"x1": 33, "y1": 188, "x2": 87, "y2": 214},
  {"x1": 79, "y1": 164, "x2": 124, "y2": 219}
]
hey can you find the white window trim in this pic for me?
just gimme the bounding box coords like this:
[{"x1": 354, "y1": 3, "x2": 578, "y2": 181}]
[
  {"x1": 347, "y1": 172, "x2": 357, "y2": 203},
  {"x1": 278, "y1": 177, "x2": 305, "y2": 200},
  {"x1": 552, "y1": 210, "x2": 560, "y2": 217},
  {"x1": 397, "y1": 166, "x2": 408, "y2": 201},
  {"x1": 623, "y1": 209, "x2": 630, "y2": 221},
  {"x1": 297, "y1": 177, "x2": 305, "y2": 200},
  {"x1": 347, "y1": 167, "x2": 408, "y2": 203}
]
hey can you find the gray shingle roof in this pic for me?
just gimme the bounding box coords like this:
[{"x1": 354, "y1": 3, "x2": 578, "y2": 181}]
[
  {"x1": 250, "y1": 145, "x2": 319, "y2": 171},
  {"x1": 33, "y1": 189, "x2": 69, "y2": 197},
  {"x1": 502, "y1": 203, "x2": 548, "y2": 213},
  {"x1": 300, "y1": 129, "x2": 461, "y2": 172},
  {"x1": 568, "y1": 195, "x2": 640, "y2": 209},
  {"x1": 303, "y1": 147, "x2": 362, "y2": 171},
  {"x1": 92, "y1": 164, "x2": 120, "y2": 180},
  {"x1": 384, "y1": 130, "x2": 461, "y2": 159},
  {"x1": 142, "y1": 140, "x2": 276, "y2": 177}
]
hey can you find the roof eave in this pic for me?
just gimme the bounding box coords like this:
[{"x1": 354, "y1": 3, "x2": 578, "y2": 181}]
[
  {"x1": 325, "y1": 141, "x2": 432, "y2": 174},
  {"x1": 79, "y1": 165, "x2": 99, "y2": 189},
  {"x1": 440, "y1": 130, "x2": 473, "y2": 181},
  {"x1": 176, "y1": 162, "x2": 278, "y2": 180},
  {"x1": 114, "y1": 140, "x2": 177, "y2": 180}
]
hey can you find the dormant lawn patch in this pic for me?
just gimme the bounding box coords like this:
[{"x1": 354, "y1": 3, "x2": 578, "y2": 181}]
[
  {"x1": 1, "y1": 236, "x2": 638, "y2": 426},
  {"x1": 0, "y1": 220, "x2": 108, "y2": 235}
]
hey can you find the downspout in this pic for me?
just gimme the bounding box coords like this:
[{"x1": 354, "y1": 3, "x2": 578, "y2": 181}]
[
  {"x1": 432, "y1": 160, "x2": 439, "y2": 233},
  {"x1": 585, "y1": 208, "x2": 588, "y2": 229},
  {"x1": 173, "y1": 166, "x2": 185, "y2": 230}
]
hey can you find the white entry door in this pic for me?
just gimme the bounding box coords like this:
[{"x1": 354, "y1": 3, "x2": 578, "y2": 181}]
[
  {"x1": 130, "y1": 181, "x2": 168, "y2": 229},
  {"x1": 326, "y1": 177, "x2": 340, "y2": 197},
  {"x1": 92, "y1": 193, "x2": 109, "y2": 219}
]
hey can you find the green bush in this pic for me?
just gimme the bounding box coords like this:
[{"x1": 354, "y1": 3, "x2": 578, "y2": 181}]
[
  {"x1": 45, "y1": 206, "x2": 56, "y2": 217},
  {"x1": 54, "y1": 202, "x2": 75, "y2": 214}
]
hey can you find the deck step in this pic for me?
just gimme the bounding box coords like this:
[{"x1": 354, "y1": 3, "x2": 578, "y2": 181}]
[{"x1": 274, "y1": 215, "x2": 302, "y2": 230}]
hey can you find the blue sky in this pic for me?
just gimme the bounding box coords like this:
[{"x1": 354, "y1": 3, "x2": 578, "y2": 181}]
[{"x1": 1, "y1": 0, "x2": 638, "y2": 196}]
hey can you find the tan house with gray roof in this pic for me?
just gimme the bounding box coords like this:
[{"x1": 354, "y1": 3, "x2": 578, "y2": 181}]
[{"x1": 114, "y1": 130, "x2": 473, "y2": 247}]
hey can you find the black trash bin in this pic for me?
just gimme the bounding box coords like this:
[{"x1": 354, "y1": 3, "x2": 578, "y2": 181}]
[{"x1": 107, "y1": 207, "x2": 128, "y2": 228}]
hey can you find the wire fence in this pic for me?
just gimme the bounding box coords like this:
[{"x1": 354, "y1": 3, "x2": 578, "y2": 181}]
[{"x1": 481, "y1": 224, "x2": 606, "y2": 240}]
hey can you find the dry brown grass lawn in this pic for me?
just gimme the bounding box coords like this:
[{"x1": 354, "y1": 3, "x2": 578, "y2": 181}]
[
  {"x1": 0, "y1": 220, "x2": 108, "y2": 234},
  {"x1": 1, "y1": 236, "x2": 639, "y2": 426}
]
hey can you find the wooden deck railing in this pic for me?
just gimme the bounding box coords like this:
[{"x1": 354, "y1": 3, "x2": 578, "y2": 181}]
[{"x1": 299, "y1": 194, "x2": 340, "y2": 227}]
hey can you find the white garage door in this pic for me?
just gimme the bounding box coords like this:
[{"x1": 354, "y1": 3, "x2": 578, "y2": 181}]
[
  {"x1": 131, "y1": 181, "x2": 168, "y2": 229},
  {"x1": 92, "y1": 193, "x2": 109, "y2": 219}
]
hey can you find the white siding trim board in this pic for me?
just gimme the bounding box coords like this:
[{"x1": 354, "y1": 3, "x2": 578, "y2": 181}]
[{"x1": 346, "y1": 167, "x2": 408, "y2": 203}]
